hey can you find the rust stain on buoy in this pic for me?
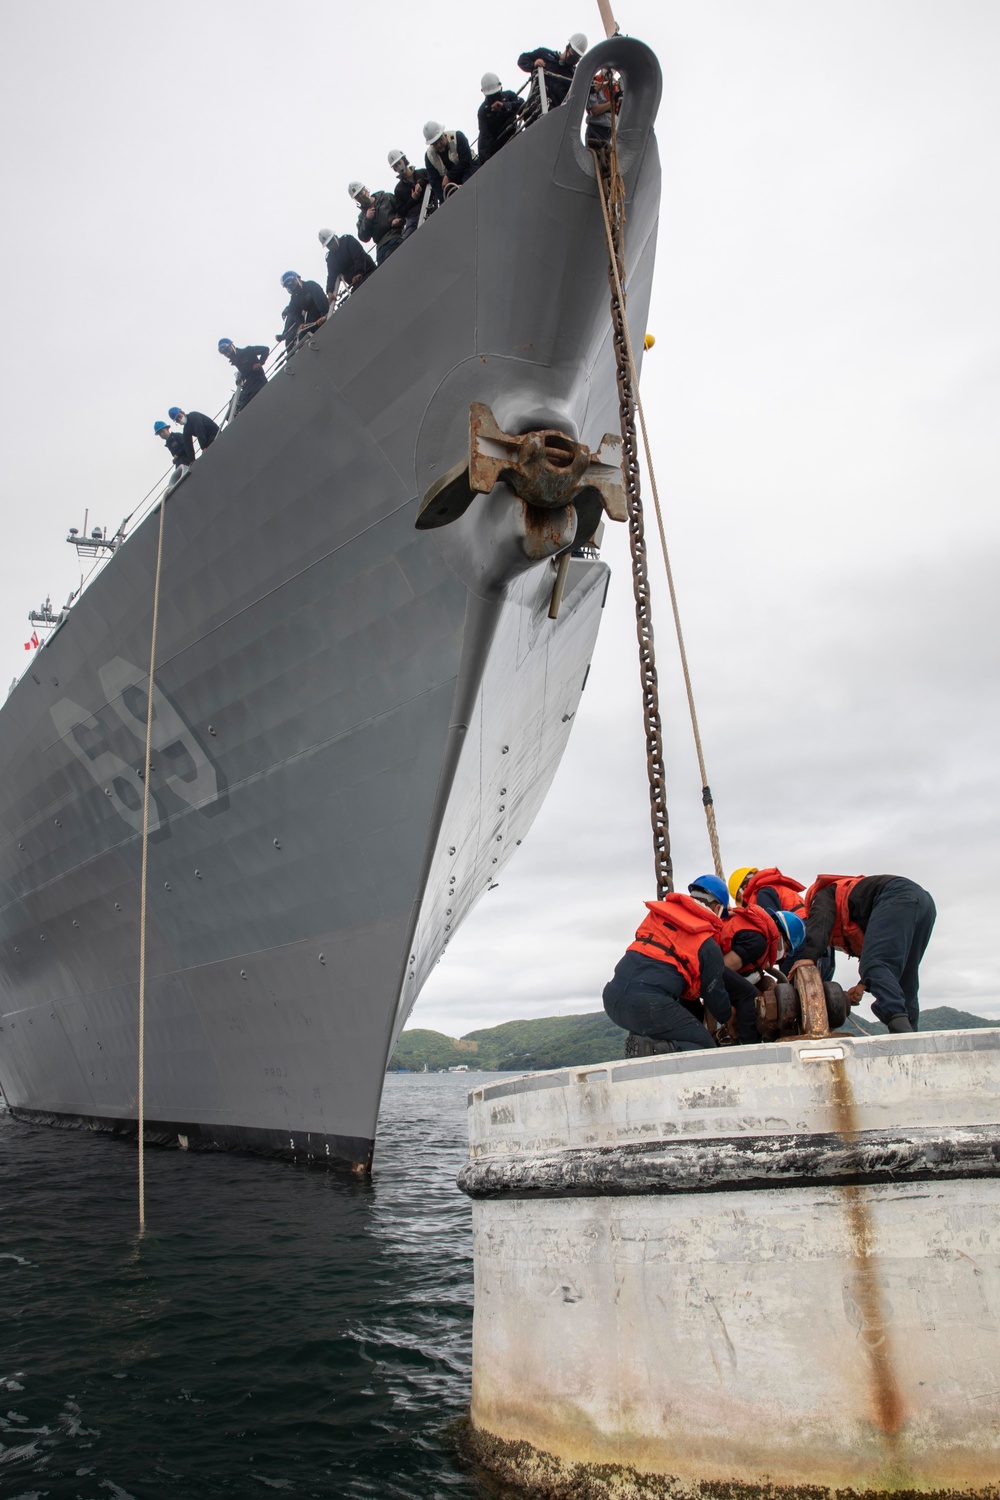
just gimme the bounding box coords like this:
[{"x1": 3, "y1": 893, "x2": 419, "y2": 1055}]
[{"x1": 829, "y1": 1057, "x2": 906, "y2": 1443}]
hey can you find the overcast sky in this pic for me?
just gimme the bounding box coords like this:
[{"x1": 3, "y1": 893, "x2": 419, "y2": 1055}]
[{"x1": 1, "y1": 2, "x2": 997, "y2": 1037}]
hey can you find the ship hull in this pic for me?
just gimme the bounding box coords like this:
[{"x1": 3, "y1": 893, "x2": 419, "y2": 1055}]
[{"x1": 0, "y1": 41, "x2": 661, "y2": 1167}]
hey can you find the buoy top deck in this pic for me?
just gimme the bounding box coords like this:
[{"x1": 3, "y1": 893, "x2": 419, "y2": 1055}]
[
  {"x1": 465, "y1": 1028, "x2": 1000, "y2": 1163},
  {"x1": 462, "y1": 1027, "x2": 1000, "y2": 1494}
]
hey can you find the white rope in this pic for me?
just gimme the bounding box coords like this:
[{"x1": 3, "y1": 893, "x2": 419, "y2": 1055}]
[{"x1": 137, "y1": 494, "x2": 167, "y2": 1234}]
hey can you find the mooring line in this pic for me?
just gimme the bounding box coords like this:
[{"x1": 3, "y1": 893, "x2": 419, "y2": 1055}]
[{"x1": 137, "y1": 495, "x2": 168, "y2": 1234}]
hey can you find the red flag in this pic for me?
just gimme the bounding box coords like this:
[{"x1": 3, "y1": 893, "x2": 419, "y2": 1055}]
[{"x1": 24, "y1": 631, "x2": 39, "y2": 651}]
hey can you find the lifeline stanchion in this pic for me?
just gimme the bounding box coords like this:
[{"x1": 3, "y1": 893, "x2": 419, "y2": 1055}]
[
  {"x1": 593, "y1": 110, "x2": 725, "y2": 883},
  {"x1": 136, "y1": 492, "x2": 168, "y2": 1234}
]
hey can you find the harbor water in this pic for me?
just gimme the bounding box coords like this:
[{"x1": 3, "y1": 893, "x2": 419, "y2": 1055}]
[{"x1": 0, "y1": 1073, "x2": 495, "y2": 1499}]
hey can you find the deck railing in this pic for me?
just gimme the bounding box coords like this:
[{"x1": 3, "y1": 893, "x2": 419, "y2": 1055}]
[{"x1": 23, "y1": 65, "x2": 563, "y2": 668}]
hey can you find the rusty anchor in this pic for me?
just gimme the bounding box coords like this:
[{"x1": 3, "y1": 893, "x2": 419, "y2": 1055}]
[{"x1": 416, "y1": 403, "x2": 627, "y2": 539}]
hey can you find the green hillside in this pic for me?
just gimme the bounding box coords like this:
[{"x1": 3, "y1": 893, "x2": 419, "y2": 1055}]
[
  {"x1": 389, "y1": 1011, "x2": 623, "y2": 1072},
  {"x1": 389, "y1": 1028, "x2": 481, "y2": 1072},
  {"x1": 844, "y1": 1005, "x2": 997, "y2": 1036},
  {"x1": 465, "y1": 1011, "x2": 624, "y2": 1071},
  {"x1": 389, "y1": 1005, "x2": 997, "y2": 1072}
]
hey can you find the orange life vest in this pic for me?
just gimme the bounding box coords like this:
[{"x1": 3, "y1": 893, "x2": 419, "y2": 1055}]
[
  {"x1": 628, "y1": 894, "x2": 723, "y2": 1001},
  {"x1": 741, "y1": 866, "x2": 806, "y2": 917},
  {"x1": 590, "y1": 70, "x2": 622, "y2": 112},
  {"x1": 803, "y1": 874, "x2": 866, "y2": 958},
  {"x1": 717, "y1": 904, "x2": 781, "y2": 973}
]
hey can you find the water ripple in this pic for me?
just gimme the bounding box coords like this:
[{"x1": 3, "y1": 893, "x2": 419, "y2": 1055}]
[{"x1": 0, "y1": 1074, "x2": 501, "y2": 1498}]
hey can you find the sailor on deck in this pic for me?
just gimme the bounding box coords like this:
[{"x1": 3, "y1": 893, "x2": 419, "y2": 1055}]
[
  {"x1": 318, "y1": 229, "x2": 375, "y2": 300},
  {"x1": 477, "y1": 74, "x2": 523, "y2": 162},
  {"x1": 278, "y1": 270, "x2": 328, "y2": 348},
  {"x1": 792, "y1": 874, "x2": 936, "y2": 1033},
  {"x1": 422, "y1": 122, "x2": 475, "y2": 204},
  {"x1": 218, "y1": 338, "x2": 270, "y2": 413},
  {"x1": 167, "y1": 407, "x2": 219, "y2": 458},
  {"x1": 154, "y1": 419, "x2": 190, "y2": 468},
  {"x1": 388, "y1": 150, "x2": 430, "y2": 239},
  {"x1": 350, "y1": 182, "x2": 404, "y2": 266},
  {"x1": 517, "y1": 33, "x2": 587, "y2": 119},
  {"x1": 585, "y1": 69, "x2": 619, "y2": 149},
  {"x1": 603, "y1": 881, "x2": 742, "y2": 1052}
]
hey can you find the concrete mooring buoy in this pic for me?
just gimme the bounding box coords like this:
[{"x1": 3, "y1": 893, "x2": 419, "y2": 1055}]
[{"x1": 459, "y1": 1029, "x2": 1000, "y2": 1498}]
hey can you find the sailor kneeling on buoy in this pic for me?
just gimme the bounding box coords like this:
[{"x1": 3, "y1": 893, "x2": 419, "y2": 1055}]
[
  {"x1": 603, "y1": 877, "x2": 757, "y2": 1053},
  {"x1": 716, "y1": 900, "x2": 805, "y2": 1041},
  {"x1": 791, "y1": 874, "x2": 936, "y2": 1033}
]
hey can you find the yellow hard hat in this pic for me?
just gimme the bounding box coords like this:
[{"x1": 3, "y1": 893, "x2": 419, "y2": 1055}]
[{"x1": 728, "y1": 866, "x2": 757, "y2": 900}]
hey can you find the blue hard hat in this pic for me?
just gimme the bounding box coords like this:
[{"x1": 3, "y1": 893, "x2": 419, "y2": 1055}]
[
  {"x1": 153, "y1": 420, "x2": 169, "y2": 433},
  {"x1": 773, "y1": 909, "x2": 806, "y2": 951},
  {"x1": 688, "y1": 874, "x2": 729, "y2": 912},
  {"x1": 218, "y1": 337, "x2": 234, "y2": 350},
  {"x1": 280, "y1": 270, "x2": 299, "y2": 286},
  {"x1": 167, "y1": 407, "x2": 182, "y2": 421}
]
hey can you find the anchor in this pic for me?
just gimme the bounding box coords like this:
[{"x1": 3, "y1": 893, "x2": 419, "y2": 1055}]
[{"x1": 415, "y1": 403, "x2": 626, "y2": 554}]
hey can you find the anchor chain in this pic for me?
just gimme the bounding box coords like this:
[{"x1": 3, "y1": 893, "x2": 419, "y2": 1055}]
[
  {"x1": 594, "y1": 86, "x2": 726, "y2": 889},
  {"x1": 593, "y1": 130, "x2": 672, "y2": 899}
]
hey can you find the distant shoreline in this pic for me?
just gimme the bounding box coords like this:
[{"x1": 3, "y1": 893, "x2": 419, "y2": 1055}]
[{"x1": 389, "y1": 1005, "x2": 997, "y2": 1073}]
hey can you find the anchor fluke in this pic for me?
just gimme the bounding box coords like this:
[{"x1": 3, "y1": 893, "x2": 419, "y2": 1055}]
[{"x1": 416, "y1": 402, "x2": 626, "y2": 531}]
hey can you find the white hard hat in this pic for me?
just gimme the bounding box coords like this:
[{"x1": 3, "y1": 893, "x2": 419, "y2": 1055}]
[
  {"x1": 568, "y1": 32, "x2": 588, "y2": 54},
  {"x1": 423, "y1": 119, "x2": 445, "y2": 145},
  {"x1": 347, "y1": 180, "x2": 366, "y2": 198},
  {"x1": 481, "y1": 71, "x2": 502, "y2": 95},
  {"x1": 387, "y1": 148, "x2": 406, "y2": 169},
  {"x1": 318, "y1": 228, "x2": 336, "y2": 247}
]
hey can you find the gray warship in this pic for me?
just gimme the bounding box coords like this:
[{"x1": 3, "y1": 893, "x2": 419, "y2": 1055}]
[{"x1": 0, "y1": 39, "x2": 661, "y2": 1170}]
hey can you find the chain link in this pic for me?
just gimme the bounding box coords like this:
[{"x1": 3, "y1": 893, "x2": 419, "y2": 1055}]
[{"x1": 595, "y1": 140, "x2": 673, "y2": 899}]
